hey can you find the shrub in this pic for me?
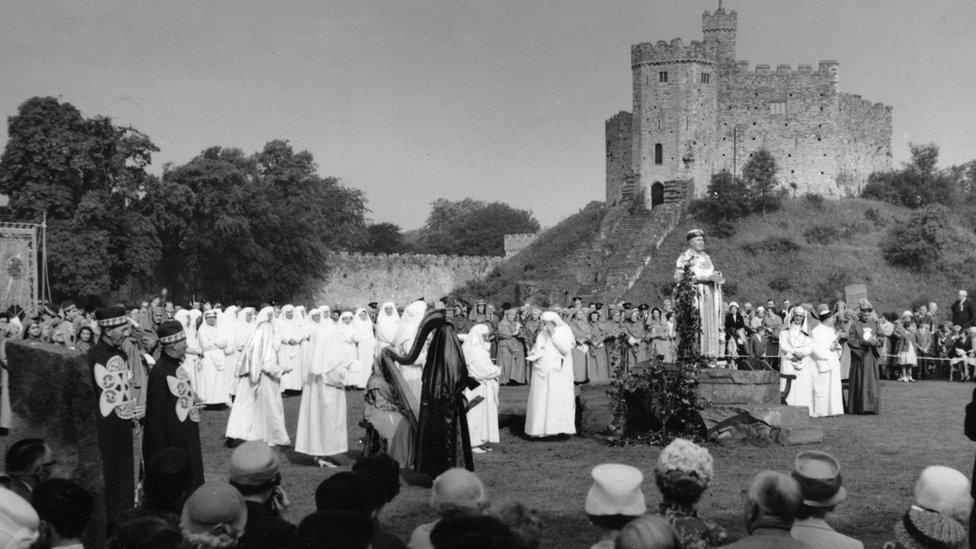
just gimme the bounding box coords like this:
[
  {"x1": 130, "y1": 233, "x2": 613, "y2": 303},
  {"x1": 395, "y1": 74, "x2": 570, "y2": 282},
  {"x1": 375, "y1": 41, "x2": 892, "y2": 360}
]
[
  {"x1": 812, "y1": 266, "x2": 855, "y2": 304},
  {"x1": 627, "y1": 186, "x2": 648, "y2": 215},
  {"x1": 709, "y1": 219, "x2": 737, "y2": 239},
  {"x1": 880, "y1": 205, "x2": 956, "y2": 270},
  {"x1": 864, "y1": 207, "x2": 888, "y2": 228},
  {"x1": 768, "y1": 274, "x2": 793, "y2": 292},
  {"x1": 804, "y1": 225, "x2": 840, "y2": 245},
  {"x1": 802, "y1": 193, "x2": 825, "y2": 210},
  {"x1": 741, "y1": 237, "x2": 801, "y2": 255}
]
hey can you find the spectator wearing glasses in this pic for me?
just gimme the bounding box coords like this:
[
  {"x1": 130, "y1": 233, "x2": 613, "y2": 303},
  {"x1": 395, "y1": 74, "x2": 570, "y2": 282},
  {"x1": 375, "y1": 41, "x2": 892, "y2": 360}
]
[
  {"x1": 0, "y1": 438, "x2": 55, "y2": 501},
  {"x1": 846, "y1": 299, "x2": 881, "y2": 415}
]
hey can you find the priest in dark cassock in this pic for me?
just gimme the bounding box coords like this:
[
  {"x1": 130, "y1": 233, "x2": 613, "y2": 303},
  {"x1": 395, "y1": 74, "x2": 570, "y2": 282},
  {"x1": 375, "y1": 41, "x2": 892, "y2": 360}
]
[
  {"x1": 87, "y1": 306, "x2": 143, "y2": 526},
  {"x1": 846, "y1": 298, "x2": 881, "y2": 414},
  {"x1": 143, "y1": 320, "x2": 205, "y2": 489}
]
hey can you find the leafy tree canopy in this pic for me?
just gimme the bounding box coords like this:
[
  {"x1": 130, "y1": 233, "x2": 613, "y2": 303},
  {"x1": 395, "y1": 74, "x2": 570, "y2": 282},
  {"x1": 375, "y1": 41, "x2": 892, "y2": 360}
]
[
  {"x1": 362, "y1": 222, "x2": 407, "y2": 254},
  {"x1": 417, "y1": 198, "x2": 540, "y2": 256},
  {"x1": 862, "y1": 143, "x2": 956, "y2": 208}
]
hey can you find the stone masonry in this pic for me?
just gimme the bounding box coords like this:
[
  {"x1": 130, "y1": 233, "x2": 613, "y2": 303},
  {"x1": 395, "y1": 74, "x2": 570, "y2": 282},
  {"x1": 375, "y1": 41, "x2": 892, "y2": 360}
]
[{"x1": 606, "y1": 4, "x2": 892, "y2": 204}]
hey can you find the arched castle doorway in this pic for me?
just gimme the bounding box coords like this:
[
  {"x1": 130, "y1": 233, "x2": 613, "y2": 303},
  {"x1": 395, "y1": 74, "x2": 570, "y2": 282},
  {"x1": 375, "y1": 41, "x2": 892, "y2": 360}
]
[{"x1": 650, "y1": 182, "x2": 664, "y2": 208}]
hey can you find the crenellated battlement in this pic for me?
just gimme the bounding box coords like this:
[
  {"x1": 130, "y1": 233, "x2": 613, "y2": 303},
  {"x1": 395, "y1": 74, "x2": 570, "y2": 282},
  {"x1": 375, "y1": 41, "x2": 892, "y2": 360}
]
[
  {"x1": 631, "y1": 38, "x2": 712, "y2": 67},
  {"x1": 730, "y1": 59, "x2": 841, "y2": 79},
  {"x1": 702, "y1": 6, "x2": 737, "y2": 33}
]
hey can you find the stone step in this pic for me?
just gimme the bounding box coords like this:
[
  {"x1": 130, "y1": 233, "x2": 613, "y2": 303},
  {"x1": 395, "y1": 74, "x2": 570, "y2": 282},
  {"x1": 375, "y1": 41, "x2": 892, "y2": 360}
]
[{"x1": 778, "y1": 425, "x2": 825, "y2": 445}]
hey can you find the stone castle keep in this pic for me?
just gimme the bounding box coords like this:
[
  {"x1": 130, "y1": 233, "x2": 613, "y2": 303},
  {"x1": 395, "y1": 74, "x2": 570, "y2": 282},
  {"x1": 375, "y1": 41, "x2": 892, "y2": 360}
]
[{"x1": 606, "y1": 4, "x2": 892, "y2": 207}]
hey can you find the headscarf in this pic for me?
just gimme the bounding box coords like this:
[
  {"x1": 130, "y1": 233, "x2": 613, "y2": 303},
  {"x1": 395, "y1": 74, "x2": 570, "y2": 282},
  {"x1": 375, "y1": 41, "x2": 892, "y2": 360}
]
[
  {"x1": 540, "y1": 311, "x2": 566, "y2": 326},
  {"x1": 337, "y1": 311, "x2": 356, "y2": 345},
  {"x1": 308, "y1": 307, "x2": 338, "y2": 377},
  {"x1": 462, "y1": 323, "x2": 492, "y2": 375},
  {"x1": 375, "y1": 301, "x2": 400, "y2": 344},
  {"x1": 352, "y1": 307, "x2": 376, "y2": 347},
  {"x1": 236, "y1": 307, "x2": 278, "y2": 383},
  {"x1": 394, "y1": 301, "x2": 428, "y2": 356},
  {"x1": 785, "y1": 306, "x2": 810, "y2": 334}
]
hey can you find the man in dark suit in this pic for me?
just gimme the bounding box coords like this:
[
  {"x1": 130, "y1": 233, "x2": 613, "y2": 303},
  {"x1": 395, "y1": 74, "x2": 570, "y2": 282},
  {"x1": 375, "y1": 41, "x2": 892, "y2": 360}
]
[
  {"x1": 951, "y1": 290, "x2": 976, "y2": 329},
  {"x1": 723, "y1": 471, "x2": 812, "y2": 548}
]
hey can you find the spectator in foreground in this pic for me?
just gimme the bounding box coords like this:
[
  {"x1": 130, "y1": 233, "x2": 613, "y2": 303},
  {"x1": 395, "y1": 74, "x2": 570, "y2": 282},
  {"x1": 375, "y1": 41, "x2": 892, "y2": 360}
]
[
  {"x1": 180, "y1": 482, "x2": 248, "y2": 549},
  {"x1": 615, "y1": 515, "x2": 679, "y2": 549},
  {"x1": 108, "y1": 516, "x2": 183, "y2": 549},
  {"x1": 292, "y1": 510, "x2": 375, "y2": 549},
  {"x1": 788, "y1": 451, "x2": 862, "y2": 548},
  {"x1": 352, "y1": 454, "x2": 408, "y2": 549},
  {"x1": 490, "y1": 501, "x2": 543, "y2": 549},
  {"x1": 0, "y1": 486, "x2": 40, "y2": 548},
  {"x1": 585, "y1": 464, "x2": 646, "y2": 549},
  {"x1": 409, "y1": 468, "x2": 489, "y2": 549},
  {"x1": 429, "y1": 513, "x2": 522, "y2": 549},
  {"x1": 885, "y1": 466, "x2": 971, "y2": 549},
  {"x1": 32, "y1": 479, "x2": 93, "y2": 549},
  {"x1": 652, "y1": 438, "x2": 727, "y2": 548},
  {"x1": 228, "y1": 441, "x2": 294, "y2": 549},
  {"x1": 723, "y1": 471, "x2": 810, "y2": 548},
  {"x1": 0, "y1": 438, "x2": 54, "y2": 502}
]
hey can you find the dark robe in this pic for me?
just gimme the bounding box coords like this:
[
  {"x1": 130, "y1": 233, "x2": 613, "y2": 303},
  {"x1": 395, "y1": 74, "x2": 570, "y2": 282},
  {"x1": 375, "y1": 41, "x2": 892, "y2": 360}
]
[
  {"x1": 87, "y1": 338, "x2": 136, "y2": 526},
  {"x1": 496, "y1": 318, "x2": 527, "y2": 384},
  {"x1": 142, "y1": 351, "x2": 204, "y2": 488},
  {"x1": 384, "y1": 310, "x2": 473, "y2": 481},
  {"x1": 622, "y1": 320, "x2": 648, "y2": 370},
  {"x1": 964, "y1": 387, "x2": 976, "y2": 549},
  {"x1": 846, "y1": 319, "x2": 881, "y2": 414}
]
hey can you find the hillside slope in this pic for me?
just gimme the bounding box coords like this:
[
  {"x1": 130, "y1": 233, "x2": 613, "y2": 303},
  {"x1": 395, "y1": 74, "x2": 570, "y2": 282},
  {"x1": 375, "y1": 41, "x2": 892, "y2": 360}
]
[{"x1": 625, "y1": 197, "x2": 976, "y2": 314}]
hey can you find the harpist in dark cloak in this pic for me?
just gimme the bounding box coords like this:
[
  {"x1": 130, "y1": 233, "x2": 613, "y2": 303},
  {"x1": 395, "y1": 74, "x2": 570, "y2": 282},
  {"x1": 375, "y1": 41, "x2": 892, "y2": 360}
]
[{"x1": 363, "y1": 307, "x2": 474, "y2": 484}]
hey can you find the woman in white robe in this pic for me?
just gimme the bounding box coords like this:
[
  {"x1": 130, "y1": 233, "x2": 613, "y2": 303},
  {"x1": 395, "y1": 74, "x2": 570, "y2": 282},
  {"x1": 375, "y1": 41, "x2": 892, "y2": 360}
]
[
  {"x1": 779, "y1": 307, "x2": 815, "y2": 413},
  {"x1": 276, "y1": 304, "x2": 304, "y2": 392},
  {"x1": 294, "y1": 305, "x2": 312, "y2": 383},
  {"x1": 295, "y1": 306, "x2": 351, "y2": 466},
  {"x1": 462, "y1": 323, "x2": 500, "y2": 452},
  {"x1": 335, "y1": 311, "x2": 359, "y2": 380},
  {"x1": 225, "y1": 306, "x2": 289, "y2": 446},
  {"x1": 393, "y1": 301, "x2": 428, "y2": 402},
  {"x1": 375, "y1": 301, "x2": 400, "y2": 357},
  {"x1": 347, "y1": 307, "x2": 376, "y2": 389},
  {"x1": 809, "y1": 313, "x2": 845, "y2": 417},
  {"x1": 220, "y1": 306, "x2": 241, "y2": 397},
  {"x1": 524, "y1": 311, "x2": 576, "y2": 437},
  {"x1": 197, "y1": 309, "x2": 230, "y2": 406}
]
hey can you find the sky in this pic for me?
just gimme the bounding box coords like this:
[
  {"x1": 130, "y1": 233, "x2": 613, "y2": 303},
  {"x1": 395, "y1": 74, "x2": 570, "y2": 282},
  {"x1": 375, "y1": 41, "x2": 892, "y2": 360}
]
[{"x1": 1, "y1": 1, "x2": 974, "y2": 230}]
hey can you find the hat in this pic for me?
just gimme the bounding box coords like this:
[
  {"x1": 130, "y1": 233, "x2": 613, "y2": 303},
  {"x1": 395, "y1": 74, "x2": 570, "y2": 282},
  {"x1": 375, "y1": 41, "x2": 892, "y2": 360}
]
[
  {"x1": 95, "y1": 306, "x2": 128, "y2": 328},
  {"x1": 817, "y1": 304, "x2": 831, "y2": 316},
  {"x1": 501, "y1": 302, "x2": 512, "y2": 311},
  {"x1": 585, "y1": 464, "x2": 646, "y2": 517},
  {"x1": 953, "y1": 325, "x2": 962, "y2": 332},
  {"x1": 729, "y1": 302, "x2": 739, "y2": 309},
  {"x1": 686, "y1": 229, "x2": 704, "y2": 241},
  {"x1": 430, "y1": 469, "x2": 486, "y2": 512},
  {"x1": 895, "y1": 507, "x2": 967, "y2": 549},
  {"x1": 572, "y1": 296, "x2": 583, "y2": 302},
  {"x1": 42, "y1": 304, "x2": 58, "y2": 317},
  {"x1": 157, "y1": 320, "x2": 186, "y2": 345},
  {"x1": 0, "y1": 487, "x2": 39, "y2": 548},
  {"x1": 656, "y1": 438, "x2": 714, "y2": 483},
  {"x1": 180, "y1": 482, "x2": 247, "y2": 536},
  {"x1": 638, "y1": 304, "x2": 649, "y2": 311},
  {"x1": 622, "y1": 302, "x2": 633, "y2": 310},
  {"x1": 791, "y1": 451, "x2": 846, "y2": 507},
  {"x1": 368, "y1": 302, "x2": 378, "y2": 309},
  {"x1": 914, "y1": 466, "x2": 972, "y2": 522},
  {"x1": 229, "y1": 441, "x2": 281, "y2": 487},
  {"x1": 595, "y1": 303, "x2": 604, "y2": 310},
  {"x1": 856, "y1": 298, "x2": 873, "y2": 311}
]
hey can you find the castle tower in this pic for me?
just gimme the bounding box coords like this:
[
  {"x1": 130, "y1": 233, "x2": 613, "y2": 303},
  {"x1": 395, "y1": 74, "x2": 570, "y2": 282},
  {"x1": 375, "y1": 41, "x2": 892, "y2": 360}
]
[
  {"x1": 702, "y1": 2, "x2": 737, "y2": 69},
  {"x1": 631, "y1": 38, "x2": 718, "y2": 201}
]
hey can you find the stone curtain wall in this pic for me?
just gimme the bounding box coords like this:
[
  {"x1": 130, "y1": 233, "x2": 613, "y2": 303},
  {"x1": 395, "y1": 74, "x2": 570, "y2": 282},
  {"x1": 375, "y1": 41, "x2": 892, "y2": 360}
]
[
  {"x1": 605, "y1": 111, "x2": 633, "y2": 206},
  {"x1": 837, "y1": 93, "x2": 893, "y2": 195},
  {"x1": 312, "y1": 252, "x2": 503, "y2": 307},
  {"x1": 503, "y1": 233, "x2": 539, "y2": 258}
]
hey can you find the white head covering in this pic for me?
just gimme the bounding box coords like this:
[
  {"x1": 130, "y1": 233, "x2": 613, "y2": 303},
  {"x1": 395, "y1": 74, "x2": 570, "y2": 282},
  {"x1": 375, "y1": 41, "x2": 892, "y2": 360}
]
[
  {"x1": 394, "y1": 300, "x2": 428, "y2": 355},
  {"x1": 785, "y1": 306, "x2": 809, "y2": 333},
  {"x1": 352, "y1": 307, "x2": 376, "y2": 345},
  {"x1": 462, "y1": 323, "x2": 492, "y2": 368},
  {"x1": 376, "y1": 301, "x2": 400, "y2": 343},
  {"x1": 237, "y1": 306, "x2": 278, "y2": 383},
  {"x1": 540, "y1": 310, "x2": 566, "y2": 326},
  {"x1": 0, "y1": 487, "x2": 39, "y2": 548}
]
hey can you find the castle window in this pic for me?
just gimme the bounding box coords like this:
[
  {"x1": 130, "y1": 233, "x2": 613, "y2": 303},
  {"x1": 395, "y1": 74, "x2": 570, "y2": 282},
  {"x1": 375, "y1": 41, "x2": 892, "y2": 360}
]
[
  {"x1": 701, "y1": 73, "x2": 710, "y2": 84},
  {"x1": 659, "y1": 71, "x2": 668, "y2": 83},
  {"x1": 654, "y1": 143, "x2": 663, "y2": 165},
  {"x1": 770, "y1": 101, "x2": 786, "y2": 116}
]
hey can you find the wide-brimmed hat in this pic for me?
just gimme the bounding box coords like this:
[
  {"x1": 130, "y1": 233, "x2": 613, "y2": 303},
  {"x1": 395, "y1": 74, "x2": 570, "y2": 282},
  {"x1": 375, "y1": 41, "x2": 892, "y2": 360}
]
[
  {"x1": 893, "y1": 507, "x2": 967, "y2": 549},
  {"x1": 914, "y1": 466, "x2": 972, "y2": 522},
  {"x1": 585, "y1": 464, "x2": 646, "y2": 516},
  {"x1": 791, "y1": 451, "x2": 846, "y2": 507}
]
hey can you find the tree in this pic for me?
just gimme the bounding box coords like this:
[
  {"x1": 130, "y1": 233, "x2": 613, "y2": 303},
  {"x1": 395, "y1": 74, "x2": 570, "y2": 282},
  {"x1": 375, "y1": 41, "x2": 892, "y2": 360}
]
[
  {"x1": 0, "y1": 97, "x2": 161, "y2": 300},
  {"x1": 862, "y1": 143, "x2": 955, "y2": 208},
  {"x1": 880, "y1": 204, "x2": 956, "y2": 270},
  {"x1": 417, "y1": 199, "x2": 540, "y2": 256},
  {"x1": 689, "y1": 170, "x2": 751, "y2": 225},
  {"x1": 362, "y1": 223, "x2": 406, "y2": 254},
  {"x1": 742, "y1": 148, "x2": 783, "y2": 214}
]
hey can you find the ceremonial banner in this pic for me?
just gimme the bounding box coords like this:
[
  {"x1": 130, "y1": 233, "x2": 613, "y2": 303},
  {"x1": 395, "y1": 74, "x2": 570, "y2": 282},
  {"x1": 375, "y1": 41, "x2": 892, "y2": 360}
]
[{"x1": 0, "y1": 223, "x2": 38, "y2": 316}]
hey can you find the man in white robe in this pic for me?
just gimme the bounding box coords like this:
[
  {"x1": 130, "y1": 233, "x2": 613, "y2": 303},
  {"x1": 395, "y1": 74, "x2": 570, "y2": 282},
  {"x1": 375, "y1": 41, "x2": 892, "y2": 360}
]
[
  {"x1": 197, "y1": 309, "x2": 229, "y2": 406},
  {"x1": 295, "y1": 307, "x2": 350, "y2": 466},
  {"x1": 393, "y1": 300, "x2": 428, "y2": 402},
  {"x1": 226, "y1": 307, "x2": 290, "y2": 446},
  {"x1": 276, "y1": 304, "x2": 304, "y2": 392},
  {"x1": 347, "y1": 307, "x2": 376, "y2": 389},
  {"x1": 810, "y1": 311, "x2": 845, "y2": 417},
  {"x1": 780, "y1": 307, "x2": 815, "y2": 413},
  {"x1": 524, "y1": 311, "x2": 576, "y2": 437},
  {"x1": 462, "y1": 323, "x2": 500, "y2": 452},
  {"x1": 375, "y1": 301, "x2": 400, "y2": 357}
]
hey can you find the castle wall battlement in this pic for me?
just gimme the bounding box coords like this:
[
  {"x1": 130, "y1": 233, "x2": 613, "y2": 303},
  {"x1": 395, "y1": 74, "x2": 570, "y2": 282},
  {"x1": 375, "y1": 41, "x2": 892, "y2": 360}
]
[
  {"x1": 732, "y1": 60, "x2": 839, "y2": 79},
  {"x1": 702, "y1": 8, "x2": 737, "y2": 32},
  {"x1": 632, "y1": 39, "x2": 713, "y2": 67}
]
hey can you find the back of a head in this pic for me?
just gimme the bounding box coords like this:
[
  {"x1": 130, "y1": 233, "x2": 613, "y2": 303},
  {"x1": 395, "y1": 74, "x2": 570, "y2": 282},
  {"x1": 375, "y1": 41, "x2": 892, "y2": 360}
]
[
  {"x1": 31, "y1": 479, "x2": 93, "y2": 540},
  {"x1": 914, "y1": 465, "x2": 973, "y2": 523},
  {"x1": 615, "y1": 515, "x2": 679, "y2": 549},
  {"x1": 314, "y1": 472, "x2": 372, "y2": 514},
  {"x1": 431, "y1": 468, "x2": 487, "y2": 516},
  {"x1": 293, "y1": 511, "x2": 374, "y2": 549},
  {"x1": 5, "y1": 439, "x2": 47, "y2": 474},
  {"x1": 144, "y1": 448, "x2": 193, "y2": 513},
  {"x1": 748, "y1": 471, "x2": 803, "y2": 520},
  {"x1": 430, "y1": 514, "x2": 522, "y2": 549},
  {"x1": 108, "y1": 516, "x2": 182, "y2": 549},
  {"x1": 490, "y1": 501, "x2": 543, "y2": 549},
  {"x1": 352, "y1": 454, "x2": 401, "y2": 507}
]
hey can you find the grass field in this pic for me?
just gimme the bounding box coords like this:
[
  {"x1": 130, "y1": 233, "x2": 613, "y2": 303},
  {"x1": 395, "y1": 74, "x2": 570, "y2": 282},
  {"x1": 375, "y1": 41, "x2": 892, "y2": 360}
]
[{"x1": 197, "y1": 379, "x2": 976, "y2": 548}]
